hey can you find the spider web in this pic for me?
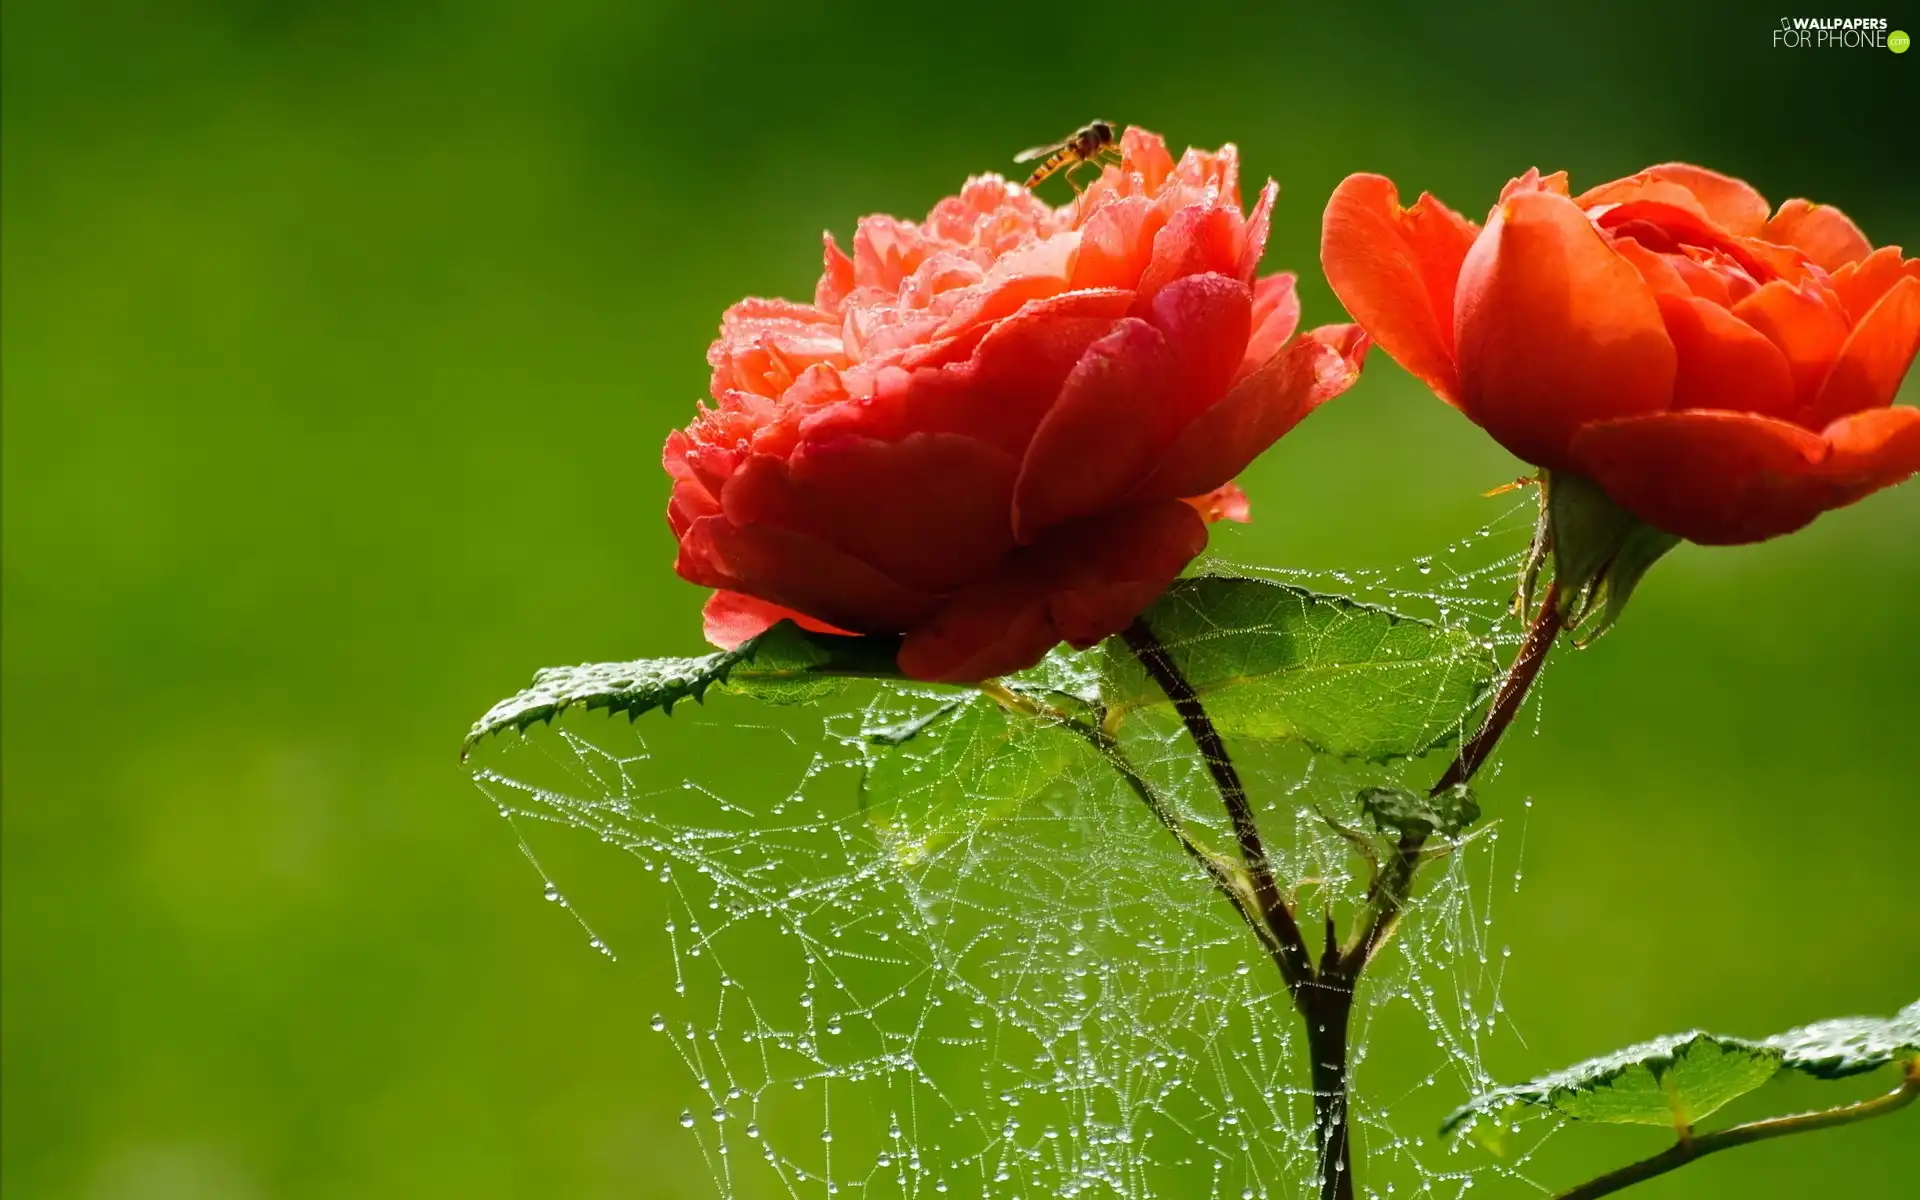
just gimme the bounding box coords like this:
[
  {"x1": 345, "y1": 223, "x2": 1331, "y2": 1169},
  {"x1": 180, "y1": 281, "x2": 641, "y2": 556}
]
[{"x1": 469, "y1": 501, "x2": 1566, "y2": 1199}]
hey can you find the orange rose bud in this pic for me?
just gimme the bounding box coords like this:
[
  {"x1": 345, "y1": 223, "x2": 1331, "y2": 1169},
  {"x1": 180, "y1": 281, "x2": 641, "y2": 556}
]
[
  {"x1": 667, "y1": 129, "x2": 1369, "y2": 682},
  {"x1": 1324, "y1": 163, "x2": 1919, "y2": 635},
  {"x1": 1322, "y1": 164, "x2": 1920, "y2": 548}
]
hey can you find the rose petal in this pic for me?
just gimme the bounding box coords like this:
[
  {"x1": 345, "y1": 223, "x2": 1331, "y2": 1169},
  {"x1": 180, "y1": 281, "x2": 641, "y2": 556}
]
[
  {"x1": 897, "y1": 501, "x2": 1208, "y2": 682},
  {"x1": 710, "y1": 298, "x2": 844, "y2": 397},
  {"x1": 1044, "y1": 508, "x2": 1207, "y2": 648},
  {"x1": 1572, "y1": 410, "x2": 1833, "y2": 544},
  {"x1": 1454, "y1": 189, "x2": 1676, "y2": 468},
  {"x1": 817, "y1": 232, "x2": 856, "y2": 310},
  {"x1": 1591, "y1": 202, "x2": 1802, "y2": 285},
  {"x1": 667, "y1": 475, "x2": 721, "y2": 540},
  {"x1": 1669, "y1": 252, "x2": 1738, "y2": 307},
  {"x1": 678, "y1": 515, "x2": 940, "y2": 632},
  {"x1": 1134, "y1": 203, "x2": 1244, "y2": 311},
  {"x1": 1237, "y1": 180, "x2": 1279, "y2": 284},
  {"x1": 1609, "y1": 236, "x2": 1694, "y2": 301},
  {"x1": 1242, "y1": 272, "x2": 1302, "y2": 377},
  {"x1": 1136, "y1": 323, "x2": 1369, "y2": 502},
  {"x1": 702, "y1": 590, "x2": 854, "y2": 650},
  {"x1": 1578, "y1": 164, "x2": 1770, "y2": 237},
  {"x1": 1320, "y1": 173, "x2": 1478, "y2": 404},
  {"x1": 924, "y1": 176, "x2": 1056, "y2": 251},
  {"x1": 1827, "y1": 246, "x2": 1914, "y2": 324},
  {"x1": 723, "y1": 433, "x2": 1020, "y2": 594},
  {"x1": 1070, "y1": 195, "x2": 1163, "y2": 291},
  {"x1": 1145, "y1": 271, "x2": 1254, "y2": 415},
  {"x1": 1655, "y1": 293, "x2": 1795, "y2": 420},
  {"x1": 808, "y1": 289, "x2": 1132, "y2": 453},
  {"x1": 1653, "y1": 164, "x2": 1773, "y2": 236},
  {"x1": 1498, "y1": 169, "x2": 1571, "y2": 201},
  {"x1": 1119, "y1": 126, "x2": 1175, "y2": 192},
  {"x1": 1013, "y1": 318, "x2": 1176, "y2": 540},
  {"x1": 1763, "y1": 199, "x2": 1872, "y2": 271},
  {"x1": 713, "y1": 328, "x2": 851, "y2": 400},
  {"x1": 851, "y1": 215, "x2": 933, "y2": 291},
  {"x1": 1804, "y1": 275, "x2": 1920, "y2": 426},
  {"x1": 1820, "y1": 406, "x2": 1920, "y2": 503},
  {"x1": 1172, "y1": 142, "x2": 1240, "y2": 205},
  {"x1": 1731, "y1": 279, "x2": 1851, "y2": 410},
  {"x1": 1581, "y1": 179, "x2": 1714, "y2": 226},
  {"x1": 933, "y1": 233, "x2": 1080, "y2": 336}
]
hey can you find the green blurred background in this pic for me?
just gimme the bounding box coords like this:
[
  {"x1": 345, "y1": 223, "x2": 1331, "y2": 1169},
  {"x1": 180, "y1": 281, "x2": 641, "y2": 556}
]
[{"x1": 5, "y1": 1, "x2": 1916, "y2": 1196}]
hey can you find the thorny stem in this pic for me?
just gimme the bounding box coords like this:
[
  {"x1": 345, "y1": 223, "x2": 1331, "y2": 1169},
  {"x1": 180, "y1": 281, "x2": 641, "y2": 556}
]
[{"x1": 1552, "y1": 1062, "x2": 1919, "y2": 1199}]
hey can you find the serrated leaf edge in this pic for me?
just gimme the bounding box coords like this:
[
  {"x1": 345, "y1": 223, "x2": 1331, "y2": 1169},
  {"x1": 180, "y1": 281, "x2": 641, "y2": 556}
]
[
  {"x1": 460, "y1": 623, "x2": 901, "y2": 758},
  {"x1": 1443, "y1": 1003, "x2": 1920, "y2": 1136}
]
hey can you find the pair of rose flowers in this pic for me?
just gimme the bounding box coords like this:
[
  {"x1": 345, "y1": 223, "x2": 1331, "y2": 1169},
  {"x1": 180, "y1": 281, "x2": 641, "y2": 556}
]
[{"x1": 665, "y1": 128, "x2": 1920, "y2": 682}]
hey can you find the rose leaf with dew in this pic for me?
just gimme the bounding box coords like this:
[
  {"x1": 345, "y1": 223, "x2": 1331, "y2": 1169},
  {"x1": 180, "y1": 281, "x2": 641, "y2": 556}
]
[
  {"x1": 1360, "y1": 783, "x2": 1482, "y2": 839},
  {"x1": 859, "y1": 685, "x2": 1104, "y2": 866},
  {"x1": 1762, "y1": 1000, "x2": 1920, "y2": 1080},
  {"x1": 460, "y1": 620, "x2": 904, "y2": 757},
  {"x1": 1442, "y1": 1001, "x2": 1920, "y2": 1145},
  {"x1": 858, "y1": 577, "x2": 1497, "y2": 860},
  {"x1": 1097, "y1": 575, "x2": 1499, "y2": 761}
]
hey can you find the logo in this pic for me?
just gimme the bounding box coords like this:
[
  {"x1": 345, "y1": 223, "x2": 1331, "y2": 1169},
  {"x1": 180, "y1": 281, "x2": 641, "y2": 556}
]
[{"x1": 1773, "y1": 16, "x2": 1897, "y2": 48}]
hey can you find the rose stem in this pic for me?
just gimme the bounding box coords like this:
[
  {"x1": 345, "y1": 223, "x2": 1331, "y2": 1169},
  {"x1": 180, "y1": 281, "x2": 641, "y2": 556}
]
[
  {"x1": 1121, "y1": 620, "x2": 1316, "y2": 988},
  {"x1": 1552, "y1": 1062, "x2": 1918, "y2": 1200},
  {"x1": 1345, "y1": 580, "x2": 1565, "y2": 969},
  {"x1": 1432, "y1": 579, "x2": 1565, "y2": 794},
  {"x1": 978, "y1": 681, "x2": 1290, "y2": 968},
  {"x1": 1123, "y1": 619, "x2": 1346, "y2": 1195},
  {"x1": 1123, "y1": 580, "x2": 1567, "y2": 1200},
  {"x1": 1310, "y1": 580, "x2": 1567, "y2": 1200}
]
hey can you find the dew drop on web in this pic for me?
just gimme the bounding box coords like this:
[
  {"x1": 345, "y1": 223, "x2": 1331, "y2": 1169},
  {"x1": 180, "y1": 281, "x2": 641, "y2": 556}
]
[{"x1": 469, "y1": 499, "x2": 1558, "y2": 1198}]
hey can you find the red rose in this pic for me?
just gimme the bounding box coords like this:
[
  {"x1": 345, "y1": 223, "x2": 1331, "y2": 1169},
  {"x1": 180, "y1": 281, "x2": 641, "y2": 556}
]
[
  {"x1": 1322, "y1": 164, "x2": 1920, "y2": 544},
  {"x1": 666, "y1": 128, "x2": 1367, "y2": 682}
]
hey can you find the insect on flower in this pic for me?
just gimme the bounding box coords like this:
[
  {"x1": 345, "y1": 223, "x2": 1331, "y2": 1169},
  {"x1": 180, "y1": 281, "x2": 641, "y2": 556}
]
[
  {"x1": 670, "y1": 125, "x2": 1370, "y2": 682},
  {"x1": 1014, "y1": 120, "x2": 1122, "y2": 191}
]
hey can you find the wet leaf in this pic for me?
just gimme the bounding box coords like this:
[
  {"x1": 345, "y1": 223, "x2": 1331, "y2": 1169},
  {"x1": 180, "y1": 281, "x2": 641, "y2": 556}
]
[
  {"x1": 1766, "y1": 1001, "x2": 1920, "y2": 1081},
  {"x1": 1442, "y1": 1032, "x2": 1781, "y2": 1134},
  {"x1": 859, "y1": 690, "x2": 1099, "y2": 865},
  {"x1": 461, "y1": 621, "x2": 901, "y2": 756},
  {"x1": 1098, "y1": 576, "x2": 1498, "y2": 761},
  {"x1": 1359, "y1": 783, "x2": 1481, "y2": 838},
  {"x1": 1443, "y1": 1000, "x2": 1920, "y2": 1139}
]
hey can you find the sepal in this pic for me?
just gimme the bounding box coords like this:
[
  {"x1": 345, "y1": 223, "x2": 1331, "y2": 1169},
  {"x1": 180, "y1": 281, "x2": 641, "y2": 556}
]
[{"x1": 1519, "y1": 470, "x2": 1680, "y2": 644}]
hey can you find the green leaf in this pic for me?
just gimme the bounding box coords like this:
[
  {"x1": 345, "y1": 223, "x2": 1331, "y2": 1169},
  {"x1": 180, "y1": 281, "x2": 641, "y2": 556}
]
[
  {"x1": 1099, "y1": 576, "x2": 1497, "y2": 761},
  {"x1": 1360, "y1": 783, "x2": 1481, "y2": 838},
  {"x1": 861, "y1": 583, "x2": 1497, "y2": 857},
  {"x1": 859, "y1": 690, "x2": 1100, "y2": 866},
  {"x1": 1442, "y1": 1032, "x2": 1782, "y2": 1135},
  {"x1": 1765, "y1": 1001, "x2": 1920, "y2": 1081},
  {"x1": 1443, "y1": 1000, "x2": 1920, "y2": 1140},
  {"x1": 461, "y1": 621, "x2": 902, "y2": 757}
]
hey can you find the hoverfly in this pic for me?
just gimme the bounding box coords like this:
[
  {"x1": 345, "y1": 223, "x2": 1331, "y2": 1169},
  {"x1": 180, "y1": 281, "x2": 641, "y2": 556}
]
[{"x1": 1013, "y1": 120, "x2": 1121, "y2": 191}]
